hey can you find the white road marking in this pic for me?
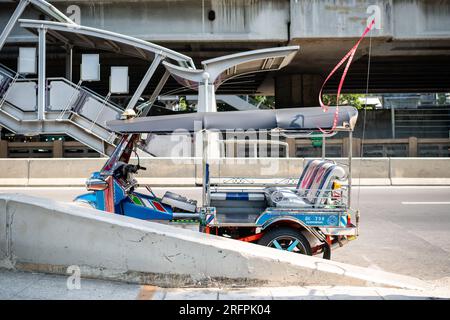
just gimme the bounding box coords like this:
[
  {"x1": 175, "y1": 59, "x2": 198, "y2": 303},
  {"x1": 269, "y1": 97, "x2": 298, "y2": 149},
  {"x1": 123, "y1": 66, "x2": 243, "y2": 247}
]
[{"x1": 402, "y1": 202, "x2": 450, "y2": 205}]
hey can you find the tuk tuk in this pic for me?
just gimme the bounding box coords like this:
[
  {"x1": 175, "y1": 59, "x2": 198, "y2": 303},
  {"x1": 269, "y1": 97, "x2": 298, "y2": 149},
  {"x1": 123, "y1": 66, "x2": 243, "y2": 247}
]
[{"x1": 75, "y1": 105, "x2": 359, "y2": 259}]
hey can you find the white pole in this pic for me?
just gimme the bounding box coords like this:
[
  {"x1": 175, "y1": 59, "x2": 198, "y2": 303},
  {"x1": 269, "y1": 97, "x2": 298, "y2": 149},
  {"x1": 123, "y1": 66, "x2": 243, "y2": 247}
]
[{"x1": 37, "y1": 27, "x2": 47, "y2": 121}]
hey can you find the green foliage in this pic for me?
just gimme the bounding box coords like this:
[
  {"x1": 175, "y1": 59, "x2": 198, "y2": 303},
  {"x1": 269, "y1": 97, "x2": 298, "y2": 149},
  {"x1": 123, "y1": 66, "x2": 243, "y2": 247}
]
[
  {"x1": 437, "y1": 93, "x2": 447, "y2": 105},
  {"x1": 253, "y1": 95, "x2": 275, "y2": 109},
  {"x1": 322, "y1": 93, "x2": 365, "y2": 109},
  {"x1": 178, "y1": 96, "x2": 195, "y2": 112}
]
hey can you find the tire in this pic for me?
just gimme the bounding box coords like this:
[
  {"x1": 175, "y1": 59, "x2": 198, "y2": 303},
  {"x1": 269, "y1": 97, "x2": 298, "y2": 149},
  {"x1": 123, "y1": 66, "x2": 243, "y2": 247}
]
[{"x1": 257, "y1": 227, "x2": 312, "y2": 255}]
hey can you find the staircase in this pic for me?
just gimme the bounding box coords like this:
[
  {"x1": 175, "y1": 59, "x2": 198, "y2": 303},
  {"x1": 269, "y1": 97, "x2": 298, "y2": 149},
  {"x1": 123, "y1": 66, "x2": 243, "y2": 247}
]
[{"x1": 0, "y1": 65, "x2": 122, "y2": 155}]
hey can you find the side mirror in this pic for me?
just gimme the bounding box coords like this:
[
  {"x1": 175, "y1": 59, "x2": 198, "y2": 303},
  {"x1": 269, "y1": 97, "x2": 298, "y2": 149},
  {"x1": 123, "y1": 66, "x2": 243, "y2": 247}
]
[{"x1": 86, "y1": 178, "x2": 108, "y2": 191}]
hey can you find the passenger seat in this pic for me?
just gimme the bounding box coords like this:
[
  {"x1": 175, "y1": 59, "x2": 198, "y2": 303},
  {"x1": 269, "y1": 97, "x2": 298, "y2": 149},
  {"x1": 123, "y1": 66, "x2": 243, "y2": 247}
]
[{"x1": 264, "y1": 159, "x2": 346, "y2": 208}]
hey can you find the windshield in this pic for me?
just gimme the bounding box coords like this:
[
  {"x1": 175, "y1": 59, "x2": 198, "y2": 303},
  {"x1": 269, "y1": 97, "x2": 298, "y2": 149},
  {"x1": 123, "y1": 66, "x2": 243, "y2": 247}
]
[{"x1": 101, "y1": 134, "x2": 138, "y2": 174}]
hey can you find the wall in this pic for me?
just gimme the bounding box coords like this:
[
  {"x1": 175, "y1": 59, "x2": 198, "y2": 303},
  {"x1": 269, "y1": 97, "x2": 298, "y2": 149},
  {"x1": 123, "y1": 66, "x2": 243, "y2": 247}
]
[{"x1": 0, "y1": 157, "x2": 449, "y2": 186}]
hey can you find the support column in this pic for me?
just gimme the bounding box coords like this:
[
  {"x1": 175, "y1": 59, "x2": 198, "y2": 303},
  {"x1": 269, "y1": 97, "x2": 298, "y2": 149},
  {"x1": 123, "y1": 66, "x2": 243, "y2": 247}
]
[
  {"x1": 37, "y1": 27, "x2": 47, "y2": 121},
  {"x1": 65, "y1": 45, "x2": 73, "y2": 82},
  {"x1": 286, "y1": 137, "x2": 296, "y2": 157},
  {"x1": 0, "y1": 0, "x2": 29, "y2": 51},
  {"x1": 408, "y1": 136, "x2": 418, "y2": 157},
  {"x1": 275, "y1": 74, "x2": 323, "y2": 108},
  {"x1": 126, "y1": 55, "x2": 163, "y2": 110},
  {"x1": 141, "y1": 70, "x2": 170, "y2": 116},
  {"x1": 391, "y1": 106, "x2": 396, "y2": 139},
  {"x1": 0, "y1": 140, "x2": 8, "y2": 158},
  {"x1": 52, "y1": 140, "x2": 63, "y2": 158},
  {"x1": 197, "y1": 80, "x2": 217, "y2": 112}
]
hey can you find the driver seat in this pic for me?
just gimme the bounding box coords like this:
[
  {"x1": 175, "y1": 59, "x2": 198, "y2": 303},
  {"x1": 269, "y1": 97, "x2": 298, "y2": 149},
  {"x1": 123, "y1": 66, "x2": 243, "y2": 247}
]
[{"x1": 161, "y1": 191, "x2": 197, "y2": 213}]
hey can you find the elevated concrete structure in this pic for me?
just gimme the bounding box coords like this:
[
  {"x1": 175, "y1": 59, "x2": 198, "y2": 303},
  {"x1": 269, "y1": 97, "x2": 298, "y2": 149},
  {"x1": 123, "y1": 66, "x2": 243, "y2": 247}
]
[
  {"x1": 0, "y1": 193, "x2": 435, "y2": 289},
  {"x1": 1, "y1": 0, "x2": 449, "y2": 98}
]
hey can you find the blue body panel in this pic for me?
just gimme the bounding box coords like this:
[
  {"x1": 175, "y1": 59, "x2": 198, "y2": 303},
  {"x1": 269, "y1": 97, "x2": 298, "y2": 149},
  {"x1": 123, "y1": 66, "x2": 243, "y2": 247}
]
[
  {"x1": 74, "y1": 192, "x2": 97, "y2": 208},
  {"x1": 226, "y1": 193, "x2": 249, "y2": 201},
  {"x1": 255, "y1": 210, "x2": 343, "y2": 227},
  {"x1": 74, "y1": 172, "x2": 174, "y2": 220},
  {"x1": 121, "y1": 197, "x2": 173, "y2": 220}
]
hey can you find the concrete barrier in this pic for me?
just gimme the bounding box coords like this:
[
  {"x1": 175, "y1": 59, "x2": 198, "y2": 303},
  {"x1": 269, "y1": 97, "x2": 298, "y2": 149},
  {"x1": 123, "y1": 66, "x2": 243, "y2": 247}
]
[
  {"x1": 28, "y1": 158, "x2": 105, "y2": 186},
  {"x1": 390, "y1": 158, "x2": 450, "y2": 185},
  {"x1": 0, "y1": 157, "x2": 449, "y2": 187},
  {"x1": 329, "y1": 158, "x2": 391, "y2": 186},
  {"x1": 0, "y1": 159, "x2": 29, "y2": 186},
  {"x1": 0, "y1": 193, "x2": 432, "y2": 290},
  {"x1": 139, "y1": 158, "x2": 196, "y2": 186}
]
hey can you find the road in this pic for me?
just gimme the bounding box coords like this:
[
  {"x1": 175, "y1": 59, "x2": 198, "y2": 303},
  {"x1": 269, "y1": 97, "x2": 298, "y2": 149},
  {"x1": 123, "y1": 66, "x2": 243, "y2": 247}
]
[{"x1": 1, "y1": 186, "x2": 449, "y2": 282}]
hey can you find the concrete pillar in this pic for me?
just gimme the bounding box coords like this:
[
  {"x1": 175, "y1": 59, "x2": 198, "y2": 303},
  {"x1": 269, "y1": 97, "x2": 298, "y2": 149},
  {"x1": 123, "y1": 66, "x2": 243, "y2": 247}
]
[
  {"x1": 342, "y1": 137, "x2": 360, "y2": 157},
  {"x1": 342, "y1": 137, "x2": 349, "y2": 157},
  {"x1": 0, "y1": 140, "x2": 8, "y2": 158},
  {"x1": 353, "y1": 138, "x2": 362, "y2": 158},
  {"x1": 52, "y1": 140, "x2": 63, "y2": 158},
  {"x1": 286, "y1": 137, "x2": 297, "y2": 157},
  {"x1": 408, "y1": 137, "x2": 418, "y2": 157},
  {"x1": 275, "y1": 74, "x2": 323, "y2": 108}
]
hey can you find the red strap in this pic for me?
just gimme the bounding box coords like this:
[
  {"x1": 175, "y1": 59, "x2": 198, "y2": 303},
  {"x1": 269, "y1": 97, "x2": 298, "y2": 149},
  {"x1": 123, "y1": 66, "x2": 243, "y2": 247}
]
[{"x1": 318, "y1": 19, "x2": 375, "y2": 133}]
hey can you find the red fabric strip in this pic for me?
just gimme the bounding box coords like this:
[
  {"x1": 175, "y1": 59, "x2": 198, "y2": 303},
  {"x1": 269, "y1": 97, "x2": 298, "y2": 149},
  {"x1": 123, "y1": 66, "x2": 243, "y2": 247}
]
[{"x1": 318, "y1": 19, "x2": 375, "y2": 133}]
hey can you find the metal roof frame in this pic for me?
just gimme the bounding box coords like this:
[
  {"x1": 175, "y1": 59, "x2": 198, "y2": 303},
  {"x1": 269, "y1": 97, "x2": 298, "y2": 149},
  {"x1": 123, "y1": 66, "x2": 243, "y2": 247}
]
[
  {"x1": 27, "y1": 0, "x2": 76, "y2": 25},
  {"x1": 18, "y1": 19, "x2": 195, "y2": 66},
  {"x1": 201, "y1": 46, "x2": 299, "y2": 86},
  {"x1": 163, "y1": 46, "x2": 299, "y2": 88},
  {"x1": 162, "y1": 46, "x2": 299, "y2": 112}
]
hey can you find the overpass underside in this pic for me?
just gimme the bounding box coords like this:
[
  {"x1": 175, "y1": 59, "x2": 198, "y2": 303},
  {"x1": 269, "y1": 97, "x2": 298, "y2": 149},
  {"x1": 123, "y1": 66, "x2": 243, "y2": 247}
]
[
  {"x1": 1, "y1": 0, "x2": 449, "y2": 105},
  {"x1": 0, "y1": 0, "x2": 450, "y2": 98},
  {"x1": 0, "y1": 0, "x2": 449, "y2": 157}
]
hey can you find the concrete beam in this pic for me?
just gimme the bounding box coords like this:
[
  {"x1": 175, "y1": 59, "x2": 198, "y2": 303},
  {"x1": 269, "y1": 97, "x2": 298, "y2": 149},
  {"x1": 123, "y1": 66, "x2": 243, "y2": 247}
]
[
  {"x1": 275, "y1": 74, "x2": 323, "y2": 107},
  {"x1": 0, "y1": 193, "x2": 432, "y2": 290}
]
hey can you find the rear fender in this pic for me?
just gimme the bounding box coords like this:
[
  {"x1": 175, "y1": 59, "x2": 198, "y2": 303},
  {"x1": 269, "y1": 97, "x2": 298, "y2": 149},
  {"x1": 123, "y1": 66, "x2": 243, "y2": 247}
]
[{"x1": 261, "y1": 216, "x2": 323, "y2": 248}]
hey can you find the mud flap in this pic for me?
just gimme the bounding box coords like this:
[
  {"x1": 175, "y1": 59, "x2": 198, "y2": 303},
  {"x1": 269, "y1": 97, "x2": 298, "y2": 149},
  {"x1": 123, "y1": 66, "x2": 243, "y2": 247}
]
[{"x1": 322, "y1": 242, "x2": 331, "y2": 260}]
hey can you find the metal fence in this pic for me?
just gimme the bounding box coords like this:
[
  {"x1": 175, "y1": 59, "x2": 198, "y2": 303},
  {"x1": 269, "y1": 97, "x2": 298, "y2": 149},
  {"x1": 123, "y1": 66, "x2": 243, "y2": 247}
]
[
  {"x1": 0, "y1": 141, "x2": 100, "y2": 158},
  {"x1": 289, "y1": 137, "x2": 450, "y2": 158}
]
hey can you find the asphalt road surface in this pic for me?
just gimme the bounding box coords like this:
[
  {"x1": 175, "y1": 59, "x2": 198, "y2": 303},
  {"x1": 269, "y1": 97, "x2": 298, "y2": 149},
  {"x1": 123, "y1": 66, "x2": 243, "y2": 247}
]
[{"x1": 1, "y1": 186, "x2": 449, "y2": 282}]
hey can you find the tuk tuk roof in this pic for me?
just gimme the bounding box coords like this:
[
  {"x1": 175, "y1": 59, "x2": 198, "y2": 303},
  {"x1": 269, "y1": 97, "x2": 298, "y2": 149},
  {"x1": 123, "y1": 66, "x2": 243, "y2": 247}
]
[{"x1": 107, "y1": 106, "x2": 358, "y2": 133}]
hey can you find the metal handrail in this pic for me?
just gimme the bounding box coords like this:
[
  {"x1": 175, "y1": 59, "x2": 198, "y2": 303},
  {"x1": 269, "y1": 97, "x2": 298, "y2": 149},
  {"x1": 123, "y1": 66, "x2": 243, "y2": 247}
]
[
  {"x1": 0, "y1": 63, "x2": 26, "y2": 80},
  {"x1": 47, "y1": 77, "x2": 122, "y2": 111}
]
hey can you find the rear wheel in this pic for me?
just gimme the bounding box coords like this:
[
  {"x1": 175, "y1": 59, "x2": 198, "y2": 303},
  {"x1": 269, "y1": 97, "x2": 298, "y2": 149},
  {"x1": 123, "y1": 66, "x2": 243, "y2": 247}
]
[{"x1": 257, "y1": 227, "x2": 312, "y2": 255}]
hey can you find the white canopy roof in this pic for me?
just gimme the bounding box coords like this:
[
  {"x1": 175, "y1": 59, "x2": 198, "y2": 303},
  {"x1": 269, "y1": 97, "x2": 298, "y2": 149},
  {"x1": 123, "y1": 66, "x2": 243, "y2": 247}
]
[
  {"x1": 19, "y1": 19, "x2": 195, "y2": 66},
  {"x1": 163, "y1": 46, "x2": 299, "y2": 89}
]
